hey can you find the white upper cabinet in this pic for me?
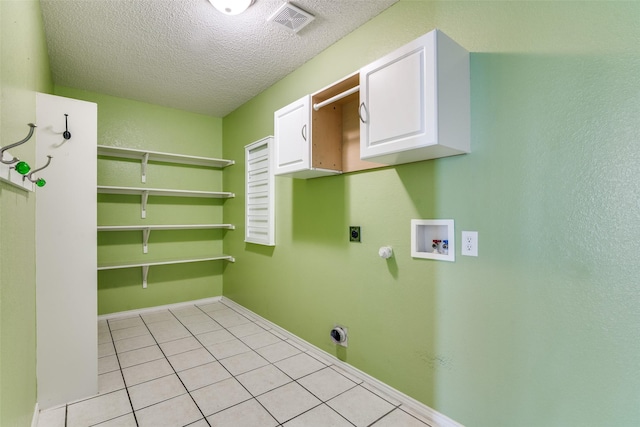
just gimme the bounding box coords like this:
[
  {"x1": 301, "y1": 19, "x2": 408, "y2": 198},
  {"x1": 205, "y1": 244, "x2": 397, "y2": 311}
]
[
  {"x1": 272, "y1": 29, "x2": 469, "y2": 179},
  {"x1": 273, "y1": 73, "x2": 380, "y2": 179},
  {"x1": 274, "y1": 92, "x2": 347, "y2": 179},
  {"x1": 359, "y1": 29, "x2": 470, "y2": 165}
]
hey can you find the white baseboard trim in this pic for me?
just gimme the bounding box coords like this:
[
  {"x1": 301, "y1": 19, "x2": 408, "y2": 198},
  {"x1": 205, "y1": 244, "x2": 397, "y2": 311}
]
[
  {"x1": 221, "y1": 297, "x2": 464, "y2": 427},
  {"x1": 98, "y1": 296, "x2": 222, "y2": 321},
  {"x1": 99, "y1": 295, "x2": 463, "y2": 427},
  {"x1": 31, "y1": 402, "x2": 39, "y2": 427}
]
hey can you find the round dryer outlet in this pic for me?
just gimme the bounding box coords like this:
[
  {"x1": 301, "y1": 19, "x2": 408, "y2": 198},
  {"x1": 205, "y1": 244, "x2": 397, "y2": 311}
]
[{"x1": 330, "y1": 325, "x2": 348, "y2": 347}]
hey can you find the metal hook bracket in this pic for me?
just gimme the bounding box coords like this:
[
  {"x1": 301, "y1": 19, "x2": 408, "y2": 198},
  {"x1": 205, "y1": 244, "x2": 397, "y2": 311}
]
[
  {"x1": 63, "y1": 114, "x2": 71, "y2": 140},
  {"x1": 0, "y1": 123, "x2": 36, "y2": 165},
  {"x1": 0, "y1": 123, "x2": 39, "y2": 191},
  {"x1": 25, "y1": 155, "x2": 52, "y2": 187}
]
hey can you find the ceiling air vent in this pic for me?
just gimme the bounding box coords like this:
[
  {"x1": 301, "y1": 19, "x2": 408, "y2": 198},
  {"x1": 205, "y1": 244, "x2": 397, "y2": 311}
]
[{"x1": 267, "y1": 2, "x2": 315, "y2": 33}]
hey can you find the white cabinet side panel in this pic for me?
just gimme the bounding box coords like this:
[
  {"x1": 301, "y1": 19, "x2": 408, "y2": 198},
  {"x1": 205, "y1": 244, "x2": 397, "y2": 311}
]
[
  {"x1": 358, "y1": 29, "x2": 473, "y2": 166},
  {"x1": 36, "y1": 93, "x2": 97, "y2": 409}
]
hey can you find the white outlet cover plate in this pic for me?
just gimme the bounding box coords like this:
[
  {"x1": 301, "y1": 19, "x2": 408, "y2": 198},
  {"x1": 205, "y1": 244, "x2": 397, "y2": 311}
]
[{"x1": 461, "y1": 231, "x2": 478, "y2": 256}]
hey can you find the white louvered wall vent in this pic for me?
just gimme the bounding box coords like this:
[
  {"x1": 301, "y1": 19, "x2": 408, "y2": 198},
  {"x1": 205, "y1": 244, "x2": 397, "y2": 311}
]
[{"x1": 267, "y1": 2, "x2": 315, "y2": 33}]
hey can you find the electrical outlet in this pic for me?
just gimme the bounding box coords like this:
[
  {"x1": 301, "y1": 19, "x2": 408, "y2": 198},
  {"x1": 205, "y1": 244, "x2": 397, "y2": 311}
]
[
  {"x1": 349, "y1": 226, "x2": 361, "y2": 242},
  {"x1": 461, "y1": 231, "x2": 478, "y2": 256}
]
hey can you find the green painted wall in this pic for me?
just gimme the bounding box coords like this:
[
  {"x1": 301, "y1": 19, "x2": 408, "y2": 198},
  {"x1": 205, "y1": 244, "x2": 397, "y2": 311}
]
[
  {"x1": 222, "y1": 2, "x2": 640, "y2": 426},
  {"x1": 54, "y1": 87, "x2": 227, "y2": 315},
  {"x1": 0, "y1": 0, "x2": 53, "y2": 425},
  {"x1": 3, "y1": 1, "x2": 640, "y2": 425}
]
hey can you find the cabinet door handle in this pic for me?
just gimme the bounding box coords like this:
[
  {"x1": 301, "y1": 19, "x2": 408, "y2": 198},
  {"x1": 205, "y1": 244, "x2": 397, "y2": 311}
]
[
  {"x1": 359, "y1": 102, "x2": 368, "y2": 123},
  {"x1": 301, "y1": 124, "x2": 307, "y2": 141}
]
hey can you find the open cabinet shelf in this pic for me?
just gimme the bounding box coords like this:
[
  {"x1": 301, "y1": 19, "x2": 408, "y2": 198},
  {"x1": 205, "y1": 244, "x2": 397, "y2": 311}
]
[
  {"x1": 98, "y1": 144, "x2": 236, "y2": 289},
  {"x1": 98, "y1": 224, "x2": 235, "y2": 253},
  {"x1": 97, "y1": 145, "x2": 234, "y2": 183},
  {"x1": 97, "y1": 255, "x2": 235, "y2": 288},
  {"x1": 97, "y1": 185, "x2": 234, "y2": 198},
  {"x1": 273, "y1": 30, "x2": 469, "y2": 178},
  {"x1": 97, "y1": 185, "x2": 235, "y2": 218},
  {"x1": 98, "y1": 224, "x2": 235, "y2": 231}
]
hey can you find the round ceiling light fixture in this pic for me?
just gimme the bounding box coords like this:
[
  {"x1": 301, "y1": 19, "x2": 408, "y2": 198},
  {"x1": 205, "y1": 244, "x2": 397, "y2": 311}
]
[{"x1": 209, "y1": 0, "x2": 254, "y2": 16}]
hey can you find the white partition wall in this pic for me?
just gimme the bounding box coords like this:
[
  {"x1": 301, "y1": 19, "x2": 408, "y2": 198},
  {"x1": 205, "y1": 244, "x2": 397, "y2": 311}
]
[{"x1": 35, "y1": 93, "x2": 97, "y2": 409}]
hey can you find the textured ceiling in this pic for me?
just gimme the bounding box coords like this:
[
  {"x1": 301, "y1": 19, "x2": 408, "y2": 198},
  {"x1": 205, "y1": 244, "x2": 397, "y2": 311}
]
[{"x1": 40, "y1": 0, "x2": 397, "y2": 117}]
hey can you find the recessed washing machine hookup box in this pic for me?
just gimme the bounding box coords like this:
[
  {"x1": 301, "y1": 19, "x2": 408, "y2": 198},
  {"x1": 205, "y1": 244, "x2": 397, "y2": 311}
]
[{"x1": 411, "y1": 219, "x2": 455, "y2": 262}]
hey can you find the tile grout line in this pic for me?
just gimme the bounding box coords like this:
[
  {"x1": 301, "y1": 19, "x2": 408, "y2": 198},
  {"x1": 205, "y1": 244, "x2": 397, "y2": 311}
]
[
  {"x1": 366, "y1": 406, "x2": 398, "y2": 427},
  {"x1": 139, "y1": 310, "x2": 212, "y2": 427},
  {"x1": 204, "y1": 303, "x2": 310, "y2": 426},
  {"x1": 44, "y1": 303, "x2": 430, "y2": 427},
  {"x1": 107, "y1": 316, "x2": 140, "y2": 427},
  {"x1": 222, "y1": 304, "x2": 412, "y2": 426},
  {"x1": 222, "y1": 299, "x2": 429, "y2": 419},
  {"x1": 180, "y1": 302, "x2": 300, "y2": 424},
  {"x1": 183, "y1": 302, "x2": 282, "y2": 424},
  {"x1": 193, "y1": 301, "x2": 358, "y2": 426},
  {"x1": 94, "y1": 302, "x2": 418, "y2": 427},
  {"x1": 195, "y1": 302, "x2": 370, "y2": 426},
  {"x1": 283, "y1": 401, "x2": 357, "y2": 427}
]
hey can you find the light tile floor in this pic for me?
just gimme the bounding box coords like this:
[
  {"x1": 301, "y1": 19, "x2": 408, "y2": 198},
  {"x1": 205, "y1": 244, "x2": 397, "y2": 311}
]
[{"x1": 37, "y1": 300, "x2": 434, "y2": 427}]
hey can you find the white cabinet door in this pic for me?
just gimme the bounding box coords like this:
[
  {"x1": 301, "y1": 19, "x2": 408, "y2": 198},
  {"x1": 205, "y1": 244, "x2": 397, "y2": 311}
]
[
  {"x1": 360, "y1": 30, "x2": 469, "y2": 165},
  {"x1": 360, "y1": 33, "x2": 435, "y2": 158},
  {"x1": 274, "y1": 95, "x2": 310, "y2": 175}
]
